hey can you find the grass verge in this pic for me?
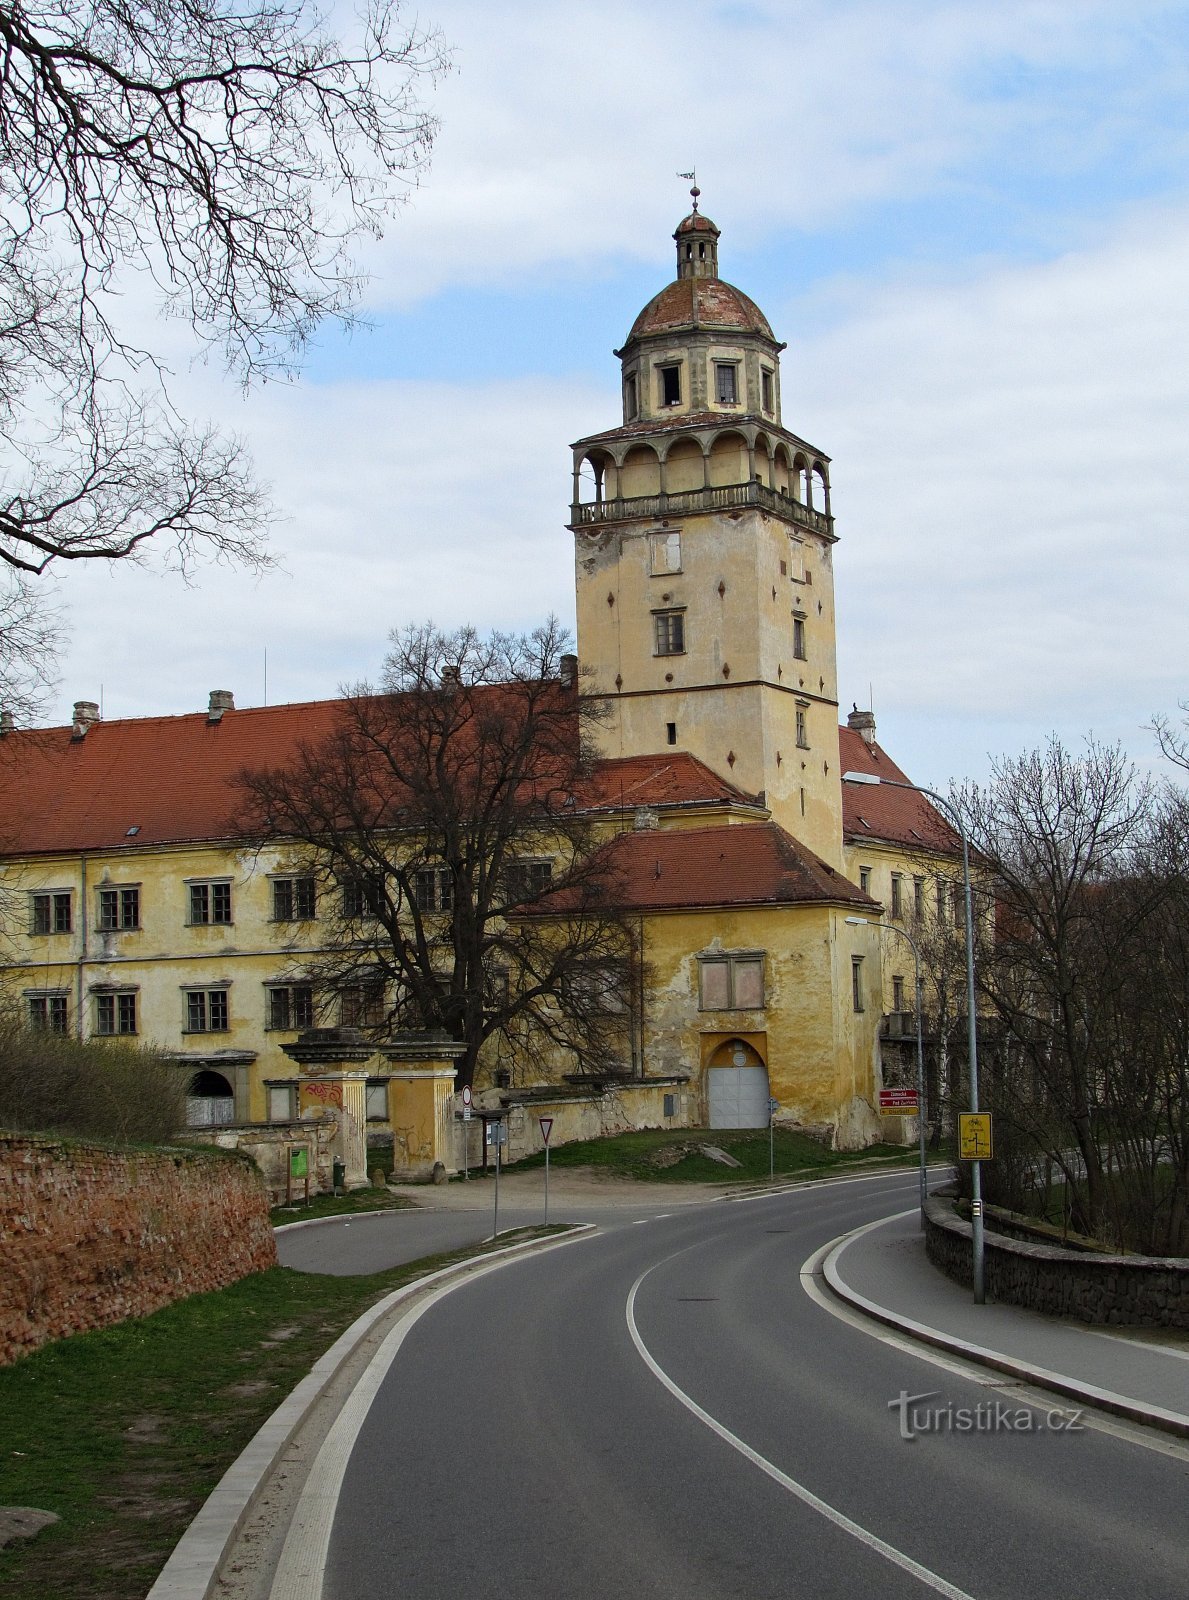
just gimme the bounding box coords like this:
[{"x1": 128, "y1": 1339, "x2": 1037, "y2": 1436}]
[
  {"x1": 270, "y1": 1185, "x2": 416, "y2": 1228},
  {"x1": 0, "y1": 1229, "x2": 555, "y2": 1600},
  {"x1": 468, "y1": 1125, "x2": 923, "y2": 1185}
]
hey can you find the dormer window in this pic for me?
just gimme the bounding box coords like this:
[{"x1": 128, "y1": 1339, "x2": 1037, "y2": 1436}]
[
  {"x1": 659, "y1": 364, "x2": 681, "y2": 407},
  {"x1": 715, "y1": 363, "x2": 738, "y2": 405}
]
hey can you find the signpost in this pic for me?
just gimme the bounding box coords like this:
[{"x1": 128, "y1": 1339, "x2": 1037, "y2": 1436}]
[
  {"x1": 767, "y1": 1096, "x2": 779, "y2": 1181},
  {"x1": 539, "y1": 1116, "x2": 554, "y2": 1226},
  {"x1": 959, "y1": 1112, "x2": 993, "y2": 1161},
  {"x1": 487, "y1": 1118, "x2": 507, "y2": 1240},
  {"x1": 879, "y1": 1088, "x2": 920, "y2": 1115},
  {"x1": 460, "y1": 1085, "x2": 472, "y2": 1181}
]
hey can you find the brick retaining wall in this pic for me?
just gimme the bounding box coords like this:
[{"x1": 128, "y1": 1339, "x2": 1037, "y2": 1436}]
[
  {"x1": 0, "y1": 1132, "x2": 277, "y2": 1366},
  {"x1": 925, "y1": 1193, "x2": 1189, "y2": 1329}
]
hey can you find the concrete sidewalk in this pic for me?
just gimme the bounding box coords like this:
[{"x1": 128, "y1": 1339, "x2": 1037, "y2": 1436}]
[{"x1": 824, "y1": 1208, "x2": 1189, "y2": 1438}]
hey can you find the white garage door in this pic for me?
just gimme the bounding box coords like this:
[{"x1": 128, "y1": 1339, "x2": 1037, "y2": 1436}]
[{"x1": 707, "y1": 1065, "x2": 770, "y2": 1129}]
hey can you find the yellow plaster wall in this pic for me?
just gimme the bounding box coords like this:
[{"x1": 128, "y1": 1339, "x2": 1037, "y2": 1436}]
[
  {"x1": 575, "y1": 506, "x2": 843, "y2": 862},
  {"x1": 637, "y1": 904, "x2": 881, "y2": 1144}
]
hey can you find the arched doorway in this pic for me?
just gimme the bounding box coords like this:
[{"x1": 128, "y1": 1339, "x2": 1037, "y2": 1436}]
[
  {"x1": 186, "y1": 1068, "x2": 235, "y2": 1127},
  {"x1": 706, "y1": 1038, "x2": 770, "y2": 1129}
]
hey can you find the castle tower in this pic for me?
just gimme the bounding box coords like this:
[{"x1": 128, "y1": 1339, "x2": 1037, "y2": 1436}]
[{"x1": 569, "y1": 194, "x2": 844, "y2": 865}]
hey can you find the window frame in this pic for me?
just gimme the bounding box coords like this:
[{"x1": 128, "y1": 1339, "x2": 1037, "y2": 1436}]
[
  {"x1": 188, "y1": 879, "x2": 233, "y2": 926},
  {"x1": 653, "y1": 608, "x2": 686, "y2": 657},
  {"x1": 648, "y1": 530, "x2": 682, "y2": 575},
  {"x1": 98, "y1": 885, "x2": 140, "y2": 931},
  {"x1": 184, "y1": 987, "x2": 230, "y2": 1034},
  {"x1": 271, "y1": 875, "x2": 316, "y2": 922},
  {"x1": 27, "y1": 991, "x2": 69, "y2": 1033},
  {"x1": 266, "y1": 982, "x2": 314, "y2": 1032},
  {"x1": 795, "y1": 702, "x2": 810, "y2": 749},
  {"x1": 851, "y1": 955, "x2": 865, "y2": 1014},
  {"x1": 658, "y1": 362, "x2": 682, "y2": 408},
  {"x1": 412, "y1": 867, "x2": 453, "y2": 914},
  {"x1": 890, "y1": 873, "x2": 903, "y2": 919},
  {"x1": 859, "y1": 865, "x2": 872, "y2": 894},
  {"x1": 95, "y1": 989, "x2": 137, "y2": 1036},
  {"x1": 31, "y1": 890, "x2": 72, "y2": 936},
  {"x1": 792, "y1": 614, "x2": 807, "y2": 660},
  {"x1": 761, "y1": 367, "x2": 774, "y2": 413},
  {"x1": 714, "y1": 361, "x2": 739, "y2": 406},
  {"x1": 697, "y1": 952, "x2": 766, "y2": 1012}
]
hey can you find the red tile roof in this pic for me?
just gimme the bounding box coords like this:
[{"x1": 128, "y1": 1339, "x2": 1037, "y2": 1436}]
[
  {"x1": 627, "y1": 277, "x2": 775, "y2": 343},
  {"x1": 838, "y1": 727, "x2": 959, "y2": 854},
  {"x1": 0, "y1": 703, "x2": 760, "y2": 857},
  {"x1": 583, "y1": 823, "x2": 875, "y2": 913}
]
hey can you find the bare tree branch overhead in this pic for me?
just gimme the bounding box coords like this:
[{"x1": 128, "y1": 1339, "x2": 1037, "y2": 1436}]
[
  {"x1": 0, "y1": 0, "x2": 448, "y2": 709},
  {"x1": 236, "y1": 621, "x2": 636, "y2": 1091}
]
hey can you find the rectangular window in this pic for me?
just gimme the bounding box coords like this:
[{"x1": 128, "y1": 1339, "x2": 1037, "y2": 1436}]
[
  {"x1": 31, "y1": 892, "x2": 72, "y2": 935},
  {"x1": 186, "y1": 989, "x2": 229, "y2": 1032},
  {"x1": 792, "y1": 615, "x2": 807, "y2": 660},
  {"x1": 272, "y1": 876, "x2": 316, "y2": 921},
  {"x1": 788, "y1": 540, "x2": 805, "y2": 582},
  {"x1": 761, "y1": 368, "x2": 774, "y2": 412},
  {"x1": 649, "y1": 530, "x2": 681, "y2": 574},
  {"x1": 506, "y1": 859, "x2": 553, "y2": 903},
  {"x1": 366, "y1": 1081, "x2": 389, "y2": 1121},
  {"x1": 715, "y1": 362, "x2": 738, "y2": 404},
  {"x1": 189, "y1": 880, "x2": 232, "y2": 925},
  {"x1": 859, "y1": 865, "x2": 872, "y2": 894},
  {"x1": 936, "y1": 878, "x2": 948, "y2": 925},
  {"x1": 98, "y1": 887, "x2": 140, "y2": 931},
  {"x1": 267, "y1": 984, "x2": 314, "y2": 1031},
  {"x1": 267, "y1": 1084, "x2": 296, "y2": 1122},
  {"x1": 342, "y1": 876, "x2": 383, "y2": 919},
  {"x1": 666, "y1": 722, "x2": 677, "y2": 746},
  {"x1": 698, "y1": 953, "x2": 765, "y2": 1010},
  {"x1": 795, "y1": 705, "x2": 810, "y2": 749},
  {"x1": 653, "y1": 609, "x2": 685, "y2": 656},
  {"x1": 852, "y1": 956, "x2": 864, "y2": 1013},
  {"x1": 890, "y1": 873, "x2": 903, "y2": 919},
  {"x1": 892, "y1": 975, "x2": 905, "y2": 1013},
  {"x1": 624, "y1": 373, "x2": 638, "y2": 420},
  {"x1": 914, "y1": 876, "x2": 925, "y2": 918},
  {"x1": 413, "y1": 868, "x2": 452, "y2": 913},
  {"x1": 340, "y1": 982, "x2": 386, "y2": 1029},
  {"x1": 96, "y1": 991, "x2": 137, "y2": 1035},
  {"x1": 28, "y1": 993, "x2": 68, "y2": 1033},
  {"x1": 659, "y1": 364, "x2": 681, "y2": 407}
]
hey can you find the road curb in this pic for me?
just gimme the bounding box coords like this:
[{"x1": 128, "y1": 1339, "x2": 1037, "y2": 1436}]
[
  {"x1": 822, "y1": 1214, "x2": 1189, "y2": 1442},
  {"x1": 146, "y1": 1224, "x2": 596, "y2": 1600}
]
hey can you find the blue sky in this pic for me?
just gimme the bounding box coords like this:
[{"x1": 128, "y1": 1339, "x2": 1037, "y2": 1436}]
[{"x1": 50, "y1": 0, "x2": 1189, "y2": 790}]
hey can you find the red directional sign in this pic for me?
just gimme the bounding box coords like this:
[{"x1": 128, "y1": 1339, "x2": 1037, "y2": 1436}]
[
  {"x1": 539, "y1": 1117, "x2": 554, "y2": 1145},
  {"x1": 878, "y1": 1088, "x2": 919, "y2": 1115}
]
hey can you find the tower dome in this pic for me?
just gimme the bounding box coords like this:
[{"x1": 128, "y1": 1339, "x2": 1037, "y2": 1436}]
[{"x1": 612, "y1": 194, "x2": 785, "y2": 426}]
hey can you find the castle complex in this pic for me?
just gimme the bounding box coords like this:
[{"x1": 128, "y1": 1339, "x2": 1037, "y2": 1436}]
[{"x1": 0, "y1": 198, "x2": 963, "y2": 1167}]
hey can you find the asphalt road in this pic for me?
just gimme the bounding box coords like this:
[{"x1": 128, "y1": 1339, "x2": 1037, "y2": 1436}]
[{"x1": 296, "y1": 1172, "x2": 1189, "y2": 1599}]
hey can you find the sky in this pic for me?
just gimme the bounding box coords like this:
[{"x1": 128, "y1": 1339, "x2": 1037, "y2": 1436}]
[{"x1": 39, "y1": 0, "x2": 1189, "y2": 792}]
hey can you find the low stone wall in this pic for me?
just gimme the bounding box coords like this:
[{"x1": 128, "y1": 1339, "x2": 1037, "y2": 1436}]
[
  {"x1": 925, "y1": 1193, "x2": 1189, "y2": 1329},
  {"x1": 456, "y1": 1077, "x2": 694, "y2": 1169},
  {"x1": 0, "y1": 1131, "x2": 277, "y2": 1366},
  {"x1": 186, "y1": 1118, "x2": 340, "y2": 1202}
]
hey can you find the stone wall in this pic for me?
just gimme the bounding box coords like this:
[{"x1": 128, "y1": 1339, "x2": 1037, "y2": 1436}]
[
  {"x1": 924, "y1": 1193, "x2": 1189, "y2": 1329},
  {"x1": 185, "y1": 1118, "x2": 340, "y2": 1202},
  {"x1": 457, "y1": 1078, "x2": 692, "y2": 1169},
  {"x1": 0, "y1": 1132, "x2": 277, "y2": 1366}
]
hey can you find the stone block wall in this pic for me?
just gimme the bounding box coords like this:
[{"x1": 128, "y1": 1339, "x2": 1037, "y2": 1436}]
[
  {"x1": 185, "y1": 1119, "x2": 339, "y2": 1203},
  {"x1": 924, "y1": 1193, "x2": 1189, "y2": 1329},
  {"x1": 0, "y1": 1132, "x2": 277, "y2": 1366}
]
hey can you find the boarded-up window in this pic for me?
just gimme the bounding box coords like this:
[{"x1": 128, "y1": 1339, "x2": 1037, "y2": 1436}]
[{"x1": 699, "y1": 954, "x2": 764, "y2": 1010}]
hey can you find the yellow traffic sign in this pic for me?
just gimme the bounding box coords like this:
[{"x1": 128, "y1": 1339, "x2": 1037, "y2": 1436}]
[{"x1": 958, "y1": 1113, "x2": 993, "y2": 1161}]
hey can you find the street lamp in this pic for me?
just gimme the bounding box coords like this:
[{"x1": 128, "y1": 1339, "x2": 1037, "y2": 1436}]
[
  {"x1": 842, "y1": 770, "x2": 985, "y2": 1304},
  {"x1": 845, "y1": 914, "x2": 927, "y2": 1227}
]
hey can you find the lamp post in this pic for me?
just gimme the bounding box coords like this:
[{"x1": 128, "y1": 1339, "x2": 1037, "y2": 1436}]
[
  {"x1": 842, "y1": 770, "x2": 985, "y2": 1305},
  {"x1": 845, "y1": 914, "x2": 927, "y2": 1227}
]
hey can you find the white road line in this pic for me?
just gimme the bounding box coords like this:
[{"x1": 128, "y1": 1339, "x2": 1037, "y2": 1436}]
[
  {"x1": 267, "y1": 1233, "x2": 594, "y2": 1600},
  {"x1": 625, "y1": 1259, "x2": 981, "y2": 1600}
]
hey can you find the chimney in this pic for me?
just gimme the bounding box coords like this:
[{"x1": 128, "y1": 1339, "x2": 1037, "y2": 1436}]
[
  {"x1": 0, "y1": 710, "x2": 14, "y2": 736},
  {"x1": 72, "y1": 700, "x2": 100, "y2": 740},
  {"x1": 847, "y1": 705, "x2": 877, "y2": 747},
  {"x1": 633, "y1": 806, "x2": 660, "y2": 832},
  {"x1": 208, "y1": 689, "x2": 235, "y2": 723},
  {"x1": 560, "y1": 653, "x2": 578, "y2": 690},
  {"x1": 440, "y1": 665, "x2": 462, "y2": 689}
]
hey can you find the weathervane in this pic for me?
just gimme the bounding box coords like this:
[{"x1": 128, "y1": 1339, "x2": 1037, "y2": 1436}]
[{"x1": 677, "y1": 169, "x2": 700, "y2": 212}]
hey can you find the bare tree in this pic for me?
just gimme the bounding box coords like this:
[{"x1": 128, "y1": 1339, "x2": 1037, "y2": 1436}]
[
  {"x1": 236, "y1": 621, "x2": 635, "y2": 1090},
  {"x1": 0, "y1": 0, "x2": 448, "y2": 713},
  {"x1": 1152, "y1": 700, "x2": 1189, "y2": 773}
]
